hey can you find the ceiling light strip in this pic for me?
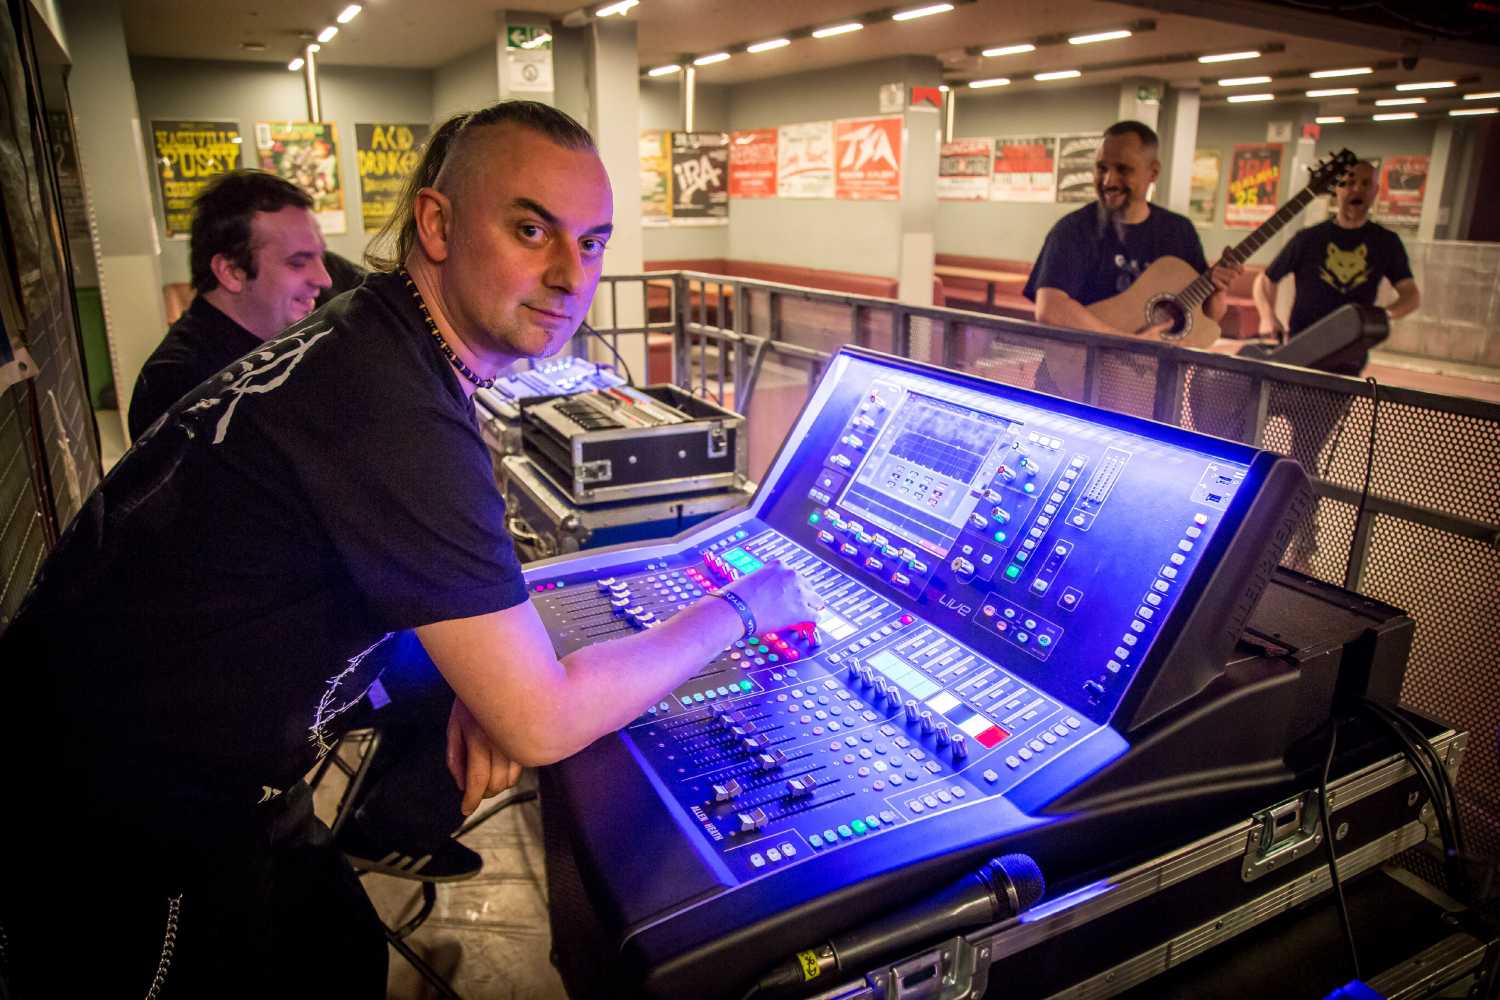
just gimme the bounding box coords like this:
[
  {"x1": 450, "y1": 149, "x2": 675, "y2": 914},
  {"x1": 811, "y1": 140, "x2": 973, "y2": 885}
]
[{"x1": 892, "y1": 3, "x2": 954, "y2": 21}]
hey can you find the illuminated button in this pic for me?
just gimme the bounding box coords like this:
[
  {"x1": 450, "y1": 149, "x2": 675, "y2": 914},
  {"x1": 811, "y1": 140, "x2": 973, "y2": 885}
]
[
  {"x1": 1005, "y1": 565, "x2": 1022, "y2": 580},
  {"x1": 1130, "y1": 620, "x2": 1146, "y2": 633},
  {"x1": 693, "y1": 693, "x2": 706, "y2": 702},
  {"x1": 739, "y1": 680, "x2": 753, "y2": 691},
  {"x1": 922, "y1": 795, "x2": 940, "y2": 809},
  {"x1": 1122, "y1": 634, "x2": 1137, "y2": 647},
  {"x1": 837, "y1": 824, "x2": 854, "y2": 839},
  {"x1": 993, "y1": 530, "x2": 1008, "y2": 543},
  {"x1": 766, "y1": 848, "x2": 782, "y2": 862},
  {"x1": 1017, "y1": 747, "x2": 1033, "y2": 760},
  {"x1": 1186, "y1": 526, "x2": 1202, "y2": 539},
  {"x1": 908, "y1": 800, "x2": 924, "y2": 814},
  {"x1": 1106, "y1": 660, "x2": 1122, "y2": 674},
  {"x1": 1072, "y1": 514, "x2": 1086, "y2": 526},
  {"x1": 750, "y1": 853, "x2": 765, "y2": 868},
  {"x1": 1178, "y1": 540, "x2": 1194, "y2": 553},
  {"x1": 1038, "y1": 635, "x2": 1052, "y2": 648},
  {"x1": 936, "y1": 790, "x2": 952, "y2": 804},
  {"x1": 1042, "y1": 732, "x2": 1057, "y2": 745},
  {"x1": 809, "y1": 834, "x2": 824, "y2": 848},
  {"x1": 1054, "y1": 723, "x2": 1070, "y2": 737},
  {"x1": 1137, "y1": 607, "x2": 1154, "y2": 620},
  {"x1": 1153, "y1": 580, "x2": 1170, "y2": 593},
  {"x1": 781, "y1": 842, "x2": 797, "y2": 858},
  {"x1": 1029, "y1": 739, "x2": 1046, "y2": 753},
  {"x1": 1170, "y1": 553, "x2": 1186, "y2": 566},
  {"x1": 823, "y1": 828, "x2": 838, "y2": 844},
  {"x1": 1114, "y1": 646, "x2": 1130, "y2": 659},
  {"x1": 1161, "y1": 567, "x2": 1178, "y2": 580},
  {"x1": 1066, "y1": 716, "x2": 1081, "y2": 728},
  {"x1": 850, "y1": 819, "x2": 869, "y2": 836},
  {"x1": 1194, "y1": 512, "x2": 1209, "y2": 525},
  {"x1": 1146, "y1": 593, "x2": 1163, "y2": 606}
]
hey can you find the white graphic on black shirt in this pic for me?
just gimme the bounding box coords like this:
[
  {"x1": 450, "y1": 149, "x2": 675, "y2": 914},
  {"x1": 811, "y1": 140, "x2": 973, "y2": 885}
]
[
  {"x1": 308, "y1": 632, "x2": 392, "y2": 759},
  {"x1": 178, "y1": 326, "x2": 333, "y2": 445}
]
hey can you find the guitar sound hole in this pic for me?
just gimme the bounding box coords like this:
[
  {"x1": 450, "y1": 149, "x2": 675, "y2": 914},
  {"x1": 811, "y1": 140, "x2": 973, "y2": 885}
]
[{"x1": 1148, "y1": 298, "x2": 1189, "y2": 337}]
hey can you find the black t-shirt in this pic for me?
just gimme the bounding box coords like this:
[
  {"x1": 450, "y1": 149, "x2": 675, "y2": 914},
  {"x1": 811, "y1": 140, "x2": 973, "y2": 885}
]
[
  {"x1": 1024, "y1": 203, "x2": 1209, "y2": 307},
  {"x1": 128, "y1": 296, "x2": 263, "y2": 439},
  {"x1": 1266, "y1": 220, "x2": 1412, "y2": 373},
  {"x1": 5, "y1": 271, "x2": 528, "y2": 820}
]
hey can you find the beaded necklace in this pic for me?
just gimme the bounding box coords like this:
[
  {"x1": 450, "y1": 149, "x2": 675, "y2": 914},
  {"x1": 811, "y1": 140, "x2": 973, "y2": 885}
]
[{"x1": 401, "y1": 269, "x2": 494, "y2": 390}]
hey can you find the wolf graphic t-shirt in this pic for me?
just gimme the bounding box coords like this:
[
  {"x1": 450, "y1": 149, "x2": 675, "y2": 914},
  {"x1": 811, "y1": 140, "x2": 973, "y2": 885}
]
[{"x1": 1266, "y1": 220, "x2": 1413, "y2": 373}]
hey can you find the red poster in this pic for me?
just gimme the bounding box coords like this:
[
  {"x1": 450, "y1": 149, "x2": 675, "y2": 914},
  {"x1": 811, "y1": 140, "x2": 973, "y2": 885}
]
[
  {"x1": 729, "y1": 128, "x2": 777, "y2": 198},
  {"x1": 834, "y1": 116, "x2": 902, "y2": 201},
  {"x1": 1374, "y1": 154, "x2": 1428, "y2": 227},
  {"x1": 1225, "y1": 143, "x2": 1282, "y2": 228}
]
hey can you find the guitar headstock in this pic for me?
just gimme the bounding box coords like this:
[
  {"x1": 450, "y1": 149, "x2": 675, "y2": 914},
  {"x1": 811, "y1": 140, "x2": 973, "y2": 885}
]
[{"x1": 1308, "y1": 148, "x2": 1359, "y2": 195}]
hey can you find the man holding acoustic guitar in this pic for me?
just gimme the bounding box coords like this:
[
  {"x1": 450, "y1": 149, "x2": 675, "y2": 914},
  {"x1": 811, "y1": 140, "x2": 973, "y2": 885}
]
[{"x1": 1024, "y1": 120, "x2": 1241, "y2": 344}]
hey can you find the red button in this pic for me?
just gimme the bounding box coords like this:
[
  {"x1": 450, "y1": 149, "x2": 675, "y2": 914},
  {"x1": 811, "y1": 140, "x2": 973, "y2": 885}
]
[
  {"x1": 899, "y1": 614, "x2": 914, "y2": 625},
  {"x1": 975, "y1": 726, "x2": 1008, "y2": 749}
]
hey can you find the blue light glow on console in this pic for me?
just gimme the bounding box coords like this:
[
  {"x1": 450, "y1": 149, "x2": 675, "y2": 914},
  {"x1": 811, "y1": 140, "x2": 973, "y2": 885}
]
[{"x1": 526, "y1": 348, "x2": 1303, "y2": 994}]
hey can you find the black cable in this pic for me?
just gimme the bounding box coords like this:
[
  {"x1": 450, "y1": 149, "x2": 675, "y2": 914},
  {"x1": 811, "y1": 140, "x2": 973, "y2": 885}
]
[
  {"x1": 1367, "y1": 701, "x2": 1462, "y2": 851},
  {"x1": 581, "y1": 322, "x2": 635, "y2": 386},
  {"x1": 1318, "y1": 719, "x2": 1362, "y2": 982},
  {"x1": 1343, "y1": 376, "x2": 1381, "y2": 590}
]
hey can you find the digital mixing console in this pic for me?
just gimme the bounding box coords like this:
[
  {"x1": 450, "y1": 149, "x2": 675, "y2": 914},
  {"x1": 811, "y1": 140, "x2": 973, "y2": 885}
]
[{"x1": 530, "y1": 347, "x2": 1311, "y2": 997}]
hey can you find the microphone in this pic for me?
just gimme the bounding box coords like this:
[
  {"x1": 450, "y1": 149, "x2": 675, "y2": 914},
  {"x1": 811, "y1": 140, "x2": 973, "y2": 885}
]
[{"x1": 749, "y1": 853, "x2": 1044, "y2": 997}]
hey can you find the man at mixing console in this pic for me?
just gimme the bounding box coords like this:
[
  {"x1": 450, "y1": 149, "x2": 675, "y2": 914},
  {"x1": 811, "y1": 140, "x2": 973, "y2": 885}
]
[{"x1": 0, "y1": 100, "x2": 818, "y2": 997}]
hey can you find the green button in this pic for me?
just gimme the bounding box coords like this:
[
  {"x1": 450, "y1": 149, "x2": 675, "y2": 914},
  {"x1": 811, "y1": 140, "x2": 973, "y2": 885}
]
[
  {"x1": 1005, "y1": 565, "x2": 1022, "y2": 580},
  {"x1": 738, "y1": 680, "x2": 753, "y2": 691},
  {"x1": 1023, "y1": 483, "x2": 1035, "y2": 493},
  {"x1": 768, "y1": 654, "x2": 780, "y2": 663},
  {"x1": 809, "y1": 513, "x2": 821, "y2": 524},
  {"x1": 993, "y1": 530, "x2": 1007, "y2": 543},
  {"x1": 850, "y1": 819, "x2": 868, "y2": 835},
  {"x1": 837, "y1": 824, "x2": 854, "y2": 839}
]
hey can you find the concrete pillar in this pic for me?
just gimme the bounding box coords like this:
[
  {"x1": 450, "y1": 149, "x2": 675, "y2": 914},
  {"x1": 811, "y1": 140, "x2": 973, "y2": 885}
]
[
  {"x1": 898, "y1": 58, "x2": 944, "y2": 307},
  {"x1": 1117, "y1": 79, "x2": 1163, "y2": 131},
  {"x1": 60, "y1": 0, "x2": 167, "y2": 443},
  {"x1": 1157, "y1": 86, "x2": 1199, "y2": 215},
  {"x1": 582, "y1": 17, "x2": 645, "y2": 380},
  {"x1": 1418, "y1": 121, "x2": 1453, "y2": 243}
]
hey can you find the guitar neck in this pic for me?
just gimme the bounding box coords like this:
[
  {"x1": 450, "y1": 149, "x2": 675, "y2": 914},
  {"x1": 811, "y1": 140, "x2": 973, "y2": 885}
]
[{"x1": 1178, "y1": 186, "x2": 1319, "y2": 310}]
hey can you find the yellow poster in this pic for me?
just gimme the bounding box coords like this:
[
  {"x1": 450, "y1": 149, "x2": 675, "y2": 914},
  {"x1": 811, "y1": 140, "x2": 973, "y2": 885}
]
[
  {"x1": 150, "y1": 120, "x2": 243, "y2": 239},
  {"x1": 355, "y1": 123, "x2": 430, "y2": 234}
]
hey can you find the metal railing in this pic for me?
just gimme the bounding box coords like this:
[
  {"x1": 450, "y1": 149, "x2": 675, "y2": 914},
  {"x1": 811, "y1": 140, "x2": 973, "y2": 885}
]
[{"x1": 589, "y1": 269, "x2": 1500, "y2": 865}]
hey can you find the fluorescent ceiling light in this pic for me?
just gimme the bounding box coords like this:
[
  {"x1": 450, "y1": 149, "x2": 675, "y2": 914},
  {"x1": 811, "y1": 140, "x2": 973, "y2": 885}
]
[
  {"x1": 1034, "y1": 69, "x2": 1081, "y2": 81},
  {"x1": 892, "y1": 3, "x2": 954, "y2": 21},
  {"x1": 1306, "y1": 88, "x2": 1358, "y2": 97},
  {"x1": 1395, "y1": 81, "x2": 1454, "y2": 91},
  {"x1": 1199, "y1": 50, "x2": 1259, "y2": 63},
  {"x1": 1372, "y1": 112, "x2": 1418, "y2": 121},
  {"x1": 288, "y1": 57, "x2": 304, "y2": 71},
  {"x1": 1375, "y1": 97, "x2": 1425, "y2": 106},
  {"x1": 306, "y1": 43, "x2": 320, "y2": 52},
  {"x1": 1451, "y1": 107, "x2": 1497, "y2": 116},
  {"x1": 316, "y1": 25, "x2": 338, "y2": 43},
  {"x1": 968, "y1": 78, "x2": 1011, "y2": 89},
  {"x1": 812, "y1": 22, "x2": 863, "y2": 37},
  {"x1": 1463, "y1": 91, "x2": 1500, "y2": 100},
  {"x1": 938, "y1": 84, "x2": 950, "y2": 92},
  {"x1": 1069, "y1": 29, "x2": 1130, "y2": 45},
  {"x1": 595, "y1": 0, "x2": 638, "y2": 15},
  {"x1": 1227, "y1": 93, "x2": 1274, "y2": 103},
  {"x1": 1315, "y1": 116, "x2": 1344, "y2": 124},
  {"x1": 647, "y1": 64, "x2": 681, "y2": 77},
  {"x1": 336, "y1": 5, "x2": 361, "y2": 24},
  {"x1": 1310, "y1": 67, "x2": 1372, "y2": 78},
  {"x1": 747, "y1": 38, "x2": 790, "y2": 53},
  {"x1": 983, "y1": 43, "x2": 1035, "y2": 57},
  {"x1": 693, "y1": 52, "x2": 730, "y2": 66},
  {"x1": 1219, "y1": 76, "x2": 1271, "y2": 86}
]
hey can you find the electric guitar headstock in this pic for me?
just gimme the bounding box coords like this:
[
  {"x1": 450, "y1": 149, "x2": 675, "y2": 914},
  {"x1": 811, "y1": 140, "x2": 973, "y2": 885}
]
[{"x1": 1308, "y1": 148, "x2": 1359, "y2": 195}]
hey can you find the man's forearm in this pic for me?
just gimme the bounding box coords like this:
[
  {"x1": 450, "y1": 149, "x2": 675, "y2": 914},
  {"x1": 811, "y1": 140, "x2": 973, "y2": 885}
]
[
  {"x1": 1204, "y1": 290, "x2": 1228, "y2": 323},
  {"x1": 1036, "y1": 292, "x2": 1121, "y2": 335},
  {"x1": 1388, "y1": 282, "x2": 1421, "y2": 320},
  {"x1": 1252, "y1": 274, "x2": 1278, "y2": 330}
]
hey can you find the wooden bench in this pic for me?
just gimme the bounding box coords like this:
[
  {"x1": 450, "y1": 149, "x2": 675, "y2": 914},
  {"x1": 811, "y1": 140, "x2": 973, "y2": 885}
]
[{"x1": 935, "y1": 254, "x2": 1034, "y2": 320}]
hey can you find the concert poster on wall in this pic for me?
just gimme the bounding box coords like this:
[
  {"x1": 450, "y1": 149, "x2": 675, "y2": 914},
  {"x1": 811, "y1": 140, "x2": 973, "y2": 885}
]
[
  {"x1": 937, "y1": 139, "x2": 992, "y2": 201},
  {"x1": 1188, "y1": 149, "x2": 1221, "y2": 224},
  {"x1": 1054, "y1": 133, "x2": 1103, "y2": 203},
  {"x1": 777, "y1": 120, "x2": 835, "y2": 199},
  {"x1": 1225, "y1": 143, "x2": 1282, "y2": 228},
  {"x1": 150, "y1": 120, "x2": 243, "y2": 239},
  {"x1": 834, "y1": 116, "x2": 902, "y2": 200},
  {"x1": 991, "y1": 136, "x2": 1056, "y2": 203},
  {"x1": 670, "y1": 132, "x2": 730, "y2": 224},
  {"x1": 354, "y1": 123, "x2": 430, "y2": 234},
  {"x1": 640, "y1": 130, "x2": 671, "y2": 226},
  {"x1": 46, "y1": 112, "x2": 89, "y2": 238},
  {"x1": 255, "y1": 121, "x2": 346, "y2": 234},
  {"x1": 1374, "y1": 154, "x2": 1427, "y2": 228},
  {"x1": 729, "y1": 129, "x2": 777, "y2": 198}
]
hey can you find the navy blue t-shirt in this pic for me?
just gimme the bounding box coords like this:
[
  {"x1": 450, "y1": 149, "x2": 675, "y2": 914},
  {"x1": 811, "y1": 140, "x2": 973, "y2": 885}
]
[
  {"x1": 1025, "y1": 203, "x2": 1209, "y2": 307},
  {"x1": 3, "y1": 271, "x2": 528, "y2": 818}
]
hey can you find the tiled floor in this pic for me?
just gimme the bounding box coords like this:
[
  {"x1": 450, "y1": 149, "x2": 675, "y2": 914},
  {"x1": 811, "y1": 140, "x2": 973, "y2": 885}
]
[{"x1": 311, "y1": 762, "x2": 567, "y2": 1000}]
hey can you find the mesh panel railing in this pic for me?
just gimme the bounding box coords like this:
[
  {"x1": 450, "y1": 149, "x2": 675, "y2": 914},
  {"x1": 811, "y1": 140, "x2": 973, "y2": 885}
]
[{"x1": 587, "y1": 270, "x2": 1500, "y2": 865}]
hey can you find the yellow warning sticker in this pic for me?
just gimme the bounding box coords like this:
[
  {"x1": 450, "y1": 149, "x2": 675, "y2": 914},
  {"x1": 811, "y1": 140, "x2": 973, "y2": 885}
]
[{"x1": 798, "y1": 950, "x2": 822, "y2": 981}]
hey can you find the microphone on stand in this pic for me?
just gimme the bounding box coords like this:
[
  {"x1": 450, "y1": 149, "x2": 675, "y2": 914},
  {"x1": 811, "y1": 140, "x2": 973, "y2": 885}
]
[{"x1": 748, "y1": 853, "x2": 1045, "y2": 997}]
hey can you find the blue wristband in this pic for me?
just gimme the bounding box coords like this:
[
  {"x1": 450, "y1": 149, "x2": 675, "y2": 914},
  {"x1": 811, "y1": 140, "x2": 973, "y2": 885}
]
[{"x1": 714, "y1": 589, "x2": 756, "y2": 641}]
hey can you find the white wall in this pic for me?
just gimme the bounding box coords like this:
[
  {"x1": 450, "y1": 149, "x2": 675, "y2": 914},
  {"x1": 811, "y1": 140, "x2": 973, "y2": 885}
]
[
  {"x1": 128, "y1": 57, "x2": 434, "y2": 283},
  {"x1": 433, "y1": 44, "x2": 497, "y2": 123}
]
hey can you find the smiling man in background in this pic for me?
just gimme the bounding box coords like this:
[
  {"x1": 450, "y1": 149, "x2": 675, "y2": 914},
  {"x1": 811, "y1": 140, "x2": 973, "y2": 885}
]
[{"x1": 128, "y1": 170, "x2": 332, "y2": 439}]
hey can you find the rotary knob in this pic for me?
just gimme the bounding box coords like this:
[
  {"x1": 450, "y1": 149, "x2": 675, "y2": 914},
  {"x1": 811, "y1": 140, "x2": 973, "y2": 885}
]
[
  {"x1": 904, "y1": 699, "x2": 920, "y2": 724},
  {"x1": 935, "y1": 721, "x2": 951, "y2": 746},
  {"x1": 951, "y1": 734, "x2": 969, "y2": 761},
  {"x1": 951, "y1": 556, "x2": 975, "y2": 577},
  {"x1": 920, "y1": 711, "x2": 935, "y2": 735}
]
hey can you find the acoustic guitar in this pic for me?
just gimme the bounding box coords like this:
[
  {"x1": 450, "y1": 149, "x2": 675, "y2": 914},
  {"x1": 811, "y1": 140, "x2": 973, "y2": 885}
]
[{"x1": 1085, "y1": 148, "x2": 1358, "y2": 349}]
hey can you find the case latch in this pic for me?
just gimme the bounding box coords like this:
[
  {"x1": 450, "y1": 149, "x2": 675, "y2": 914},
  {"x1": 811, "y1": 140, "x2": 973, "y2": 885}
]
[{"x1": 1242, "y1": 790, "x2": 1324, "y2": 882}]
